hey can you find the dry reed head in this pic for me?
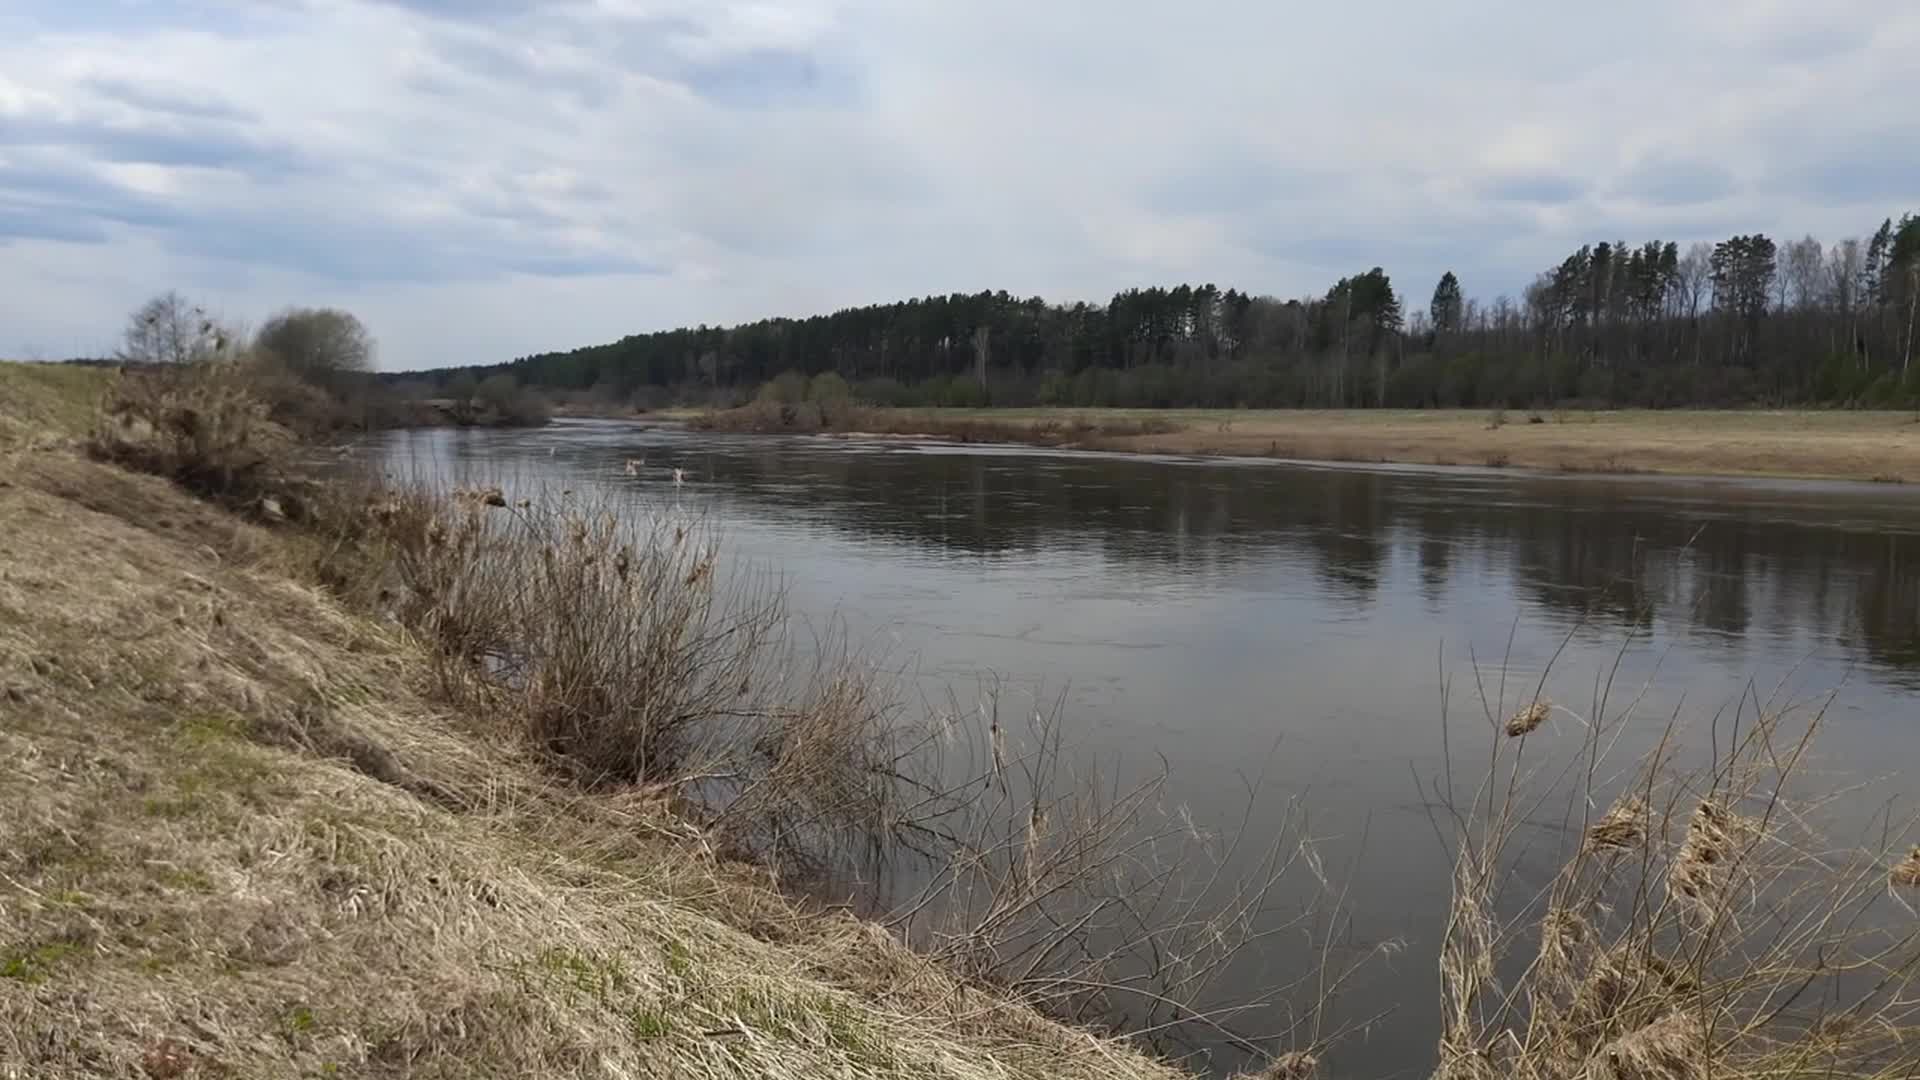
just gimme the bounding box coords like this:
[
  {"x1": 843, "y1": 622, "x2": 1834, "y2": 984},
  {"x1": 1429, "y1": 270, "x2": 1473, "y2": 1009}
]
[
  {"x1": 1589, "y1": 1011, "x2": 1707, "y2": 1080},
  {"x1": 1506, "y1": 699, "x2": 1551, "y2": 737},
  {"x1": 1892, "y1": 847, "x2": 1920, "y2": 889},
  {"x1": 1584, "y1": 795, "x2": 1648, "y2": 854},
  {"x1": 451, "y1": 484, "x2": 507, "y2": 508},
  {"x1": 1668, "y1": 798, "x2": 1758, "y2": 908},
  {"x1": 1537, "y1": 905, "x2": 1590, "y2": 984}
]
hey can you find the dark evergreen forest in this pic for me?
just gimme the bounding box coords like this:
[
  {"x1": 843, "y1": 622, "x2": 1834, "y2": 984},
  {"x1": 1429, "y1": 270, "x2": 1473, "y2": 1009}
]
[{"x1": 428, "y1": 213, "x2": 1920, "y2": 409}]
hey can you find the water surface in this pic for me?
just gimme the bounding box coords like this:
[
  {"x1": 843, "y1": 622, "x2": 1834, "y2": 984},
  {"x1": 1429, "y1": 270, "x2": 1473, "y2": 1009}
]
[{"x1": 375, "y1": 420, "x2": 1920, "y2": 1077}]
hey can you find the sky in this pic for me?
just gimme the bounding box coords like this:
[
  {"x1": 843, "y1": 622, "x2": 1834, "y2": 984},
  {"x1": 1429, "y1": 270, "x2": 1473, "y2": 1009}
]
[{"x1": 2, "y1": 0, "x2": 1916, "y2": 371}]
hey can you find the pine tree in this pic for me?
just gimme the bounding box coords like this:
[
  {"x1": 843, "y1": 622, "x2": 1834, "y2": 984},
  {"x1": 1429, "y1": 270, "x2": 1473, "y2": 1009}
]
[
  {"x1": 1864, "y1": 218, "x2": 1893, "y2": 305},
  {"x1": 1429, "y1": 272, "x2": 1464, "y2": 335}
]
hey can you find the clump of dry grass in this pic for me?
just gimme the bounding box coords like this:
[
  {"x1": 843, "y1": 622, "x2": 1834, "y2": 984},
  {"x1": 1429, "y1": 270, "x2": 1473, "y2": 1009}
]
[
  {"x1": 1583, "y1": 794, "x2": 1648, "y2": 854},
  {"x1": 1666, "y1": 797, "x2": 1760, "y2": 910},
  {"x1": 342, "y1": 479, "x2": 929, "y2": 893},
  {"x1": 1505, "y1": 698, "x2": 1551, "y2": 737},
  {"x1": 1890, "y1": 848, "x2": 1920, "y2": 889},
  {"x1": 88, "y1": 359, "x2": 295, "y2": 506},
  {"x1": 1429, "y1": 651, "x2": 1920, "y2": 1080}
]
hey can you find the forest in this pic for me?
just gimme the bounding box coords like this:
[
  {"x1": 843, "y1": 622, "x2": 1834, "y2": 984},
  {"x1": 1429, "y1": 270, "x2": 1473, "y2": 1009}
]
[{"x1": 435, "y1": 211, "x2": 1920, "y2": 410}]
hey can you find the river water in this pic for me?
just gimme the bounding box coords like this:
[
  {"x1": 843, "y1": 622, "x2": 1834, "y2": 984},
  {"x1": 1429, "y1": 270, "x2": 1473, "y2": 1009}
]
[{"x1": 374, "y1": 419, "x2": 1920, "y2": 1078}]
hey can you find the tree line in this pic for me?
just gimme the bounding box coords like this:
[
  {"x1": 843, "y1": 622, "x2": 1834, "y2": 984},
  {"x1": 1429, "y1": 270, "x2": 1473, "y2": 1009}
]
[{"x1": 434, "y1": 210, "x2": 1920, "y2": 409}]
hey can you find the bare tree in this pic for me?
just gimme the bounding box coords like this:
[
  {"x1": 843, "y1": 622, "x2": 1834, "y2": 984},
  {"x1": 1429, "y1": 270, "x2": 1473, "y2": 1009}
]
[
  {"x1": 119, "y1": 291, "x2": 228, "y2": 366},
  {"x1": 1827, "y1": 238, "x2": 1865, "y2": 365},
  {"x1": 254, "y1": 308, "x2": 374, "y2": 385},
  {"x1": 1782, "y1": 235, "x2": 1825, "y2": 311},
  {"x1": 1907, "y1": 262, "x2": 1919, "y2": 375},
  {"x1": 1672, "y1": 243, "x2": 1713, "y2": 366}
]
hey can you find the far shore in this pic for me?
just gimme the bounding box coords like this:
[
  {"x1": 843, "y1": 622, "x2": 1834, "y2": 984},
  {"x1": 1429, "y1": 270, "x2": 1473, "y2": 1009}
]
[{"x1": 681, "y1": 405, "x2": 1920, "y2": 484}]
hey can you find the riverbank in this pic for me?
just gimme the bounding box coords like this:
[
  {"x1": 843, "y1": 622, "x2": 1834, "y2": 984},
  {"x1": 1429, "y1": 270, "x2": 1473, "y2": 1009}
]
[
  {"x1": 694, "y1": 404, "x2": 1920, "y2": 482},
  {"x1": 0, "y1": 366, "x2": 1187, "y2": 1080}
]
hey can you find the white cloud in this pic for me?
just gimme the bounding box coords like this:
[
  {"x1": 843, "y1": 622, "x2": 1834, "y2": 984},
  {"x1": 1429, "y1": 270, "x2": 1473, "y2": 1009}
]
[{"x1": 1, "y1": 0, "x2": 1918, "y2": 368}]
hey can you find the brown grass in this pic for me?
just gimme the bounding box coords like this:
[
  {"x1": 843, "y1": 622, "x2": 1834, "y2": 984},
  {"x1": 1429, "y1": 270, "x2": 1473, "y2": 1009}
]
[
  {"x1": 0, "y1": 427, "x2": 1191, "y2": 1078},
  {"x1": 1505, "y1": 699, "x2": 1551, "y2": 737},
  {"x1": 1429, "y1": 644, "x2": 1920, "y2": 1080},
  {"x1": 692, "y1": 405, "x2": 1920, "y2": 482},
  {"x1": 1890, "y1": 848, "x2": 1920, "y2": 890},
  {"x1": 86, "y1": 359, "x2": 300, "y2": 509},
  {"x1": 693, "y1": 401, "x2": 1180, "y2": 446},
  {"x1": 0, "y1": 361, "x2": 115, "y2": 448}
]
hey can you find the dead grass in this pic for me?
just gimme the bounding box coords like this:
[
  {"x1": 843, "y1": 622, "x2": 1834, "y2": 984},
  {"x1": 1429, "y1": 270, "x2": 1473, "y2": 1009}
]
[
  {"x1": 0, "y1": 442, "x2": 1191, "y2": 1078},
  {"x1": 698, "y1": 405, "x2": 1920, "y2": 482},
  {"x1": 1428, "y1": 642, "x2": 1920, "y2": 1080},
  {"x1": 86, "y1": 359, "x2": 301, "y2": 510},
  {"x1": 693, "y1": 401, "x2": 1181, "y2": 446},
  {"x1": 0, "y1": 361, "x2": 114, "y2": 447}
]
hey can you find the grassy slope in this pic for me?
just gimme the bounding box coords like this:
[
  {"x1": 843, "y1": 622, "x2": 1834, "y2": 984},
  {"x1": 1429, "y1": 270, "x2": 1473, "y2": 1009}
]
[
  {"x1": 0, "y1": 367, "x2": 1182, "y2": 1080},
  {"x1": 0, "y1": 361, "x2": 115, "y2": 448},
  {"x1": 752, "y1": 405, "x2": 1920, "y2": 482}
]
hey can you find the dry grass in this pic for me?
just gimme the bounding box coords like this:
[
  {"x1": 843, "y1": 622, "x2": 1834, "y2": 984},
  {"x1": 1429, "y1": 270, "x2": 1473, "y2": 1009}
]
[
  {"x1": 350, "y1": 479, "x2": 922, "y2": 885},
  {"x1": 695, "y1": 405, "x2": 1920, "y2": 481},
  {"x1": 1505, "y1": 699, "x2": 1552, "y2": 737},
  {"x1": 1426, "y1": 641, "x2": 1920, "y2": 1080},
  {"x1": 881, "y1": 691, "x2": 1370, "y2": 1063},
  {"x1": 351, "y1": 482, "x2": 1341, "y2": 1061},
  {"x1": 0, "y1": 441, "x2": 1190, "y2": 1078},
  {"x1": 693, "y1": 401, "x2": 1180, "y2": 446},
  {"x1": 0, "y1": 361, "x2": 115, "y2": 448},
  {"x1": 86, "y1": 359, "x2": 301, "y2": 510}
]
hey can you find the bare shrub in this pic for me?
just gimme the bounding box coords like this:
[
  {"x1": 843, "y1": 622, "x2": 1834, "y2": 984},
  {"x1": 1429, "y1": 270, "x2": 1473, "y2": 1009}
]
[
  {"x1": 88, "y1": 359, "x2": 294, "y2": 505},
  {"x1": 117, "y1": 290, "x2": 230, "y2": 366},
  {"x1": 354, "y1": 482, "x2": 915, "y2": 890}
]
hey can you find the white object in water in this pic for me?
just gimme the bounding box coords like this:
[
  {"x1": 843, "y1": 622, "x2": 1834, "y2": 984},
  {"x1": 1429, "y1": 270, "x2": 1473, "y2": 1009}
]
[
  {"x1": 624, "y1": 457, "x2": 643, "y2": 476},
  {"x1": 671, "y1": 467, "x2": 686, "y2": 487}
]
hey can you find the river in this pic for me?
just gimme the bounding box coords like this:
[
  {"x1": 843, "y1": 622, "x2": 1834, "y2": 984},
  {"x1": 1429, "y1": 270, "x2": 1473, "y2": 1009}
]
[{"x1": 373, "y1": 418, "x2": 1920, "y2": 1078}]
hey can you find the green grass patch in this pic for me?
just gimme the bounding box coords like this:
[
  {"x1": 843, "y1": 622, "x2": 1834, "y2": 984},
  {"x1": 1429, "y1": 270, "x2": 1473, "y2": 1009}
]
[{"x1": 2, "y1": 940, "x2": 83, "y2": 984}]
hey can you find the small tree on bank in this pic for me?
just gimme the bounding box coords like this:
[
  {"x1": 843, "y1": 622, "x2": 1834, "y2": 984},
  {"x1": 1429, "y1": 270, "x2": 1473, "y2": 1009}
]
[
  {"x1": 119, "y1": 291, "x2": 230, "y2": 366},
  {"x1": 254, "y1": 308, "x2": 374, "y2": 386}
]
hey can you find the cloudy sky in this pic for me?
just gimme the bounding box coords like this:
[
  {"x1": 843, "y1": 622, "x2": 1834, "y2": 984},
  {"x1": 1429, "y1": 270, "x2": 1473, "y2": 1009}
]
[{"x1": 2, "y1": 0, "x2": 1915, "y2": 370}]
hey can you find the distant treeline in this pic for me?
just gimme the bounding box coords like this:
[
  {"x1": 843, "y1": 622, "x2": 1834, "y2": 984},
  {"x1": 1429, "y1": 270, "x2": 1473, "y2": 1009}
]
[{"x1": 423, "y1": 211, "x2": 1920, "y2": 409}]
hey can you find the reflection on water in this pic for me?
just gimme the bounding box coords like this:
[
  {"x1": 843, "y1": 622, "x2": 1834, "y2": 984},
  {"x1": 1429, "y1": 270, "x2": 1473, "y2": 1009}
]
[{"x1": 375, "y1": 420, "x2": 1920, "y2": 1077}]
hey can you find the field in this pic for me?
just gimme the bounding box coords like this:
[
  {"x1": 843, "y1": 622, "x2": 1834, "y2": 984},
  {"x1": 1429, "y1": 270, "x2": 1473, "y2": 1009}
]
[{"x1": 810, "y1": 406, "x2": 1920, "y2": 482}]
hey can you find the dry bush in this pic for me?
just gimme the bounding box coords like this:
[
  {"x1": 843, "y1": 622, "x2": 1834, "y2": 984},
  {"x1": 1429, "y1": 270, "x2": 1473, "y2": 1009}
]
[
  {"x1": 1427, "y1": 647, "x2": 1920, "y2": 1080},
  {"x1": 335, "y1": 478, "x2": 1342, "y2": 1064},
  {"x1": 88, "y1": 359, "x2": 296, "y2": 506},
  {"x1": 342, "y1": 481, "x2": 922, "y2": 890}
]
